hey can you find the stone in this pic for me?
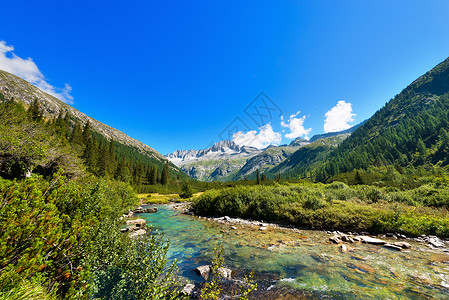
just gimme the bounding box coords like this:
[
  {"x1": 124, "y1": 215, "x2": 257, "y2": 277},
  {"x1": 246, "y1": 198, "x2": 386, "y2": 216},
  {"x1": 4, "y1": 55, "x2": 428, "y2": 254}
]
[
  {"x1": 342, "y1": 235, "x2": 355, "y2": 243},
  {"x1": 259, "y1": 226, "x2": 268, "y2": 231},
  {"x1": 129, "y1": 229, "x2": 146, "y2": 237},
  {"x1": 194, "y1": 265, "x2": 232, "y2": 280},
  {"x1": 329, "y1": 235, "x2": 341, "y2": 244},
  {"x1": 359, "y1": 236, "x2": 386, "y2": 245},
  {"x1": 126, "y1": 218, "x2": 146, "y2": 228},
  {"x1": 394, "y1": 242, "x2": 412, "y2": 249},
  {"x1": 231, "y1": 226, "x2": 237, "y2": 230},
  {"x1": 134, "y1": 207, "x2": 157, "y2": 214},
  {"x1": 340, "y1": 244, "x2": 348, "y2": 253},
  {"x1": 181, "y1": 283, "x2": 195, "y2": 296},
  {"x1": 429, "y1": 238, "x2": 445, "y2": 248},
  {"x1": 352, "y1": 236, "x2": 361, "y2": 242},
  {"x1": 383, "y1": 243, "x2": 402, "y2": 251},
  {"x1": 120, "y1": 225, "x2": 136, "y2": 233}
]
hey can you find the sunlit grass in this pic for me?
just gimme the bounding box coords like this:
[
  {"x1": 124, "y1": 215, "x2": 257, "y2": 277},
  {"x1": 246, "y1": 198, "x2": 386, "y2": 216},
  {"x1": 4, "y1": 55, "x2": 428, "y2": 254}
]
[{"x1": 139, "y1": 192, "x2": 204, "y2": 204}]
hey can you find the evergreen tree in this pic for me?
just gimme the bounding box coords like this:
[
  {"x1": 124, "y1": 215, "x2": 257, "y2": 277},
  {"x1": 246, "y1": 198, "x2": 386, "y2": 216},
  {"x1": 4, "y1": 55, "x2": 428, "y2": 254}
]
[
  {"x1": 82, "y1": 120, "x2": 92, "y2": 144},
  {"x1": 261, "y1": 173, "x2": 267, "y2": 181},
  {"x1": 354, "y1": 170, "x2": 364, "y2": 185},
  {"x1": 161, "y1": 161, "x2": 169, "y2": 185},
  {"x1": 27, "y1": 98, "x2": 43, "y2": 122},
  {"x1": 256, "y1": 169, "x2": 261, "y2": 185},
  {"x1": 70, "y1": 120, "x2": 83, "y2": 146},
  {"x1": 179, "y1": 181, "x2": 193, "y2": 199}
]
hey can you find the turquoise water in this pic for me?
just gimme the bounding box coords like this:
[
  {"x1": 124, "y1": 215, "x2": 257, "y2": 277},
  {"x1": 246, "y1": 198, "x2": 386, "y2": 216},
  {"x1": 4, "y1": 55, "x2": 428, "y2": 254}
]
[{"x1": 139, "y1": 205, "x2": 449, "y2": 299}]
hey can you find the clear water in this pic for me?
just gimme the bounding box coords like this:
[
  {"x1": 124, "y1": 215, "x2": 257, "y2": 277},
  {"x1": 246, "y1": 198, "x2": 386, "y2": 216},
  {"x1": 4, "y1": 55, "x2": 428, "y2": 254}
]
[{"x1": 139, "y1": 205, "x2": 449, "y2": 299}]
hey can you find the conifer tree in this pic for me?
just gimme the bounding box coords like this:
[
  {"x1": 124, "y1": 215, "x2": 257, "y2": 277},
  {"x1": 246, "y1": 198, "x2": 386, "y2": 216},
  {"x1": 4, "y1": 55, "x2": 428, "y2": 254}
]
[
  {"x1": 27, "y1": 98, "x2": 43, "y2": 122},
  {"x1": 161, "y1": 161, "x2": 169, "y2": 185},
  {"x1": 82, "y1": 120, "x2": 91, "y2": 144},
  {"x1": 256, "y1": 169, "x2": 261, "y2": 185}
]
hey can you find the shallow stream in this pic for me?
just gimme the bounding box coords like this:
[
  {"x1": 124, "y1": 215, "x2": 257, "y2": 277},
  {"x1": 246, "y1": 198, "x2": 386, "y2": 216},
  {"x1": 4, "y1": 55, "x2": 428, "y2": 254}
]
[{"x1": 138, "y1": 205, "x2": 449, "y2": 299}]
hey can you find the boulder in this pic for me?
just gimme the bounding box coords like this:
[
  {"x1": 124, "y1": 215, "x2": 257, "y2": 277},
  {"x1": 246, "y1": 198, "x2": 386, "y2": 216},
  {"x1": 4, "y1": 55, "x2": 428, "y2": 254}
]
[
  {"x1": 340, "y1": 244, "x2": 348, "y2": 253},
  {"x1": 329, "y1": 235, "x2": 341, "y2": 244},
  {"x1": 129, "y1": 229, "x2": 146, "y2": 237},
  {"x1": 134, "y1": 207, "x2": 158, "y2": 214},
  {"x1": 181, "y1": 283, "x2": 195, "y2": 296},
  {"x1": 359, "y1": 236, "x2": 386, "y2": 245},
  {"x1": 383, "y1": 243, "x2": 402, "y2": 251},
  {"x1": 259, "y1": 226, "x2": 268, "y2": 231},
  {"x1": 394, "y1": 242, "x2": 412, "y2": 249},
  {"x1": 342, "y1": 235, "x2": 355, "y2": 243},
  {"x1": 120, "y1": 225, "x2": 137, "y2": 233},
  {"x1": 194, "y1": 265, "x2": 232, "y2": 280},
  {"x1": 126, "y1": 218, "x2": 146, "y2": 228},
  {"x1": 429, "y1": 238, "x2": 445, "y2": 248}
]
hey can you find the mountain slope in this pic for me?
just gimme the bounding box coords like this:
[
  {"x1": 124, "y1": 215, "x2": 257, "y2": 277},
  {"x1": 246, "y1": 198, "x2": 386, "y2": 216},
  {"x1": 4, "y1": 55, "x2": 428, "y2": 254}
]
[
  {"x1": 267, "y1": 134, "x2": 350, "y2": 179},
  {"x1": 314, "y1": 56, "x2": 449, "y2": 180},
  {"x1": 0, "y1": 70, "x2": 165, "y2": 162},
  {"x1": 0, "y1": 69, "x2": 184, "y2": 183}
]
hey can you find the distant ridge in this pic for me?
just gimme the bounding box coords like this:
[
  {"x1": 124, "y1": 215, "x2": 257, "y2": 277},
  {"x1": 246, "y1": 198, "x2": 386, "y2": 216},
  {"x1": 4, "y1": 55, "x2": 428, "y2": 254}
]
[{"x1": 309, "y1": 121, "x2": 366, "y2": 142}]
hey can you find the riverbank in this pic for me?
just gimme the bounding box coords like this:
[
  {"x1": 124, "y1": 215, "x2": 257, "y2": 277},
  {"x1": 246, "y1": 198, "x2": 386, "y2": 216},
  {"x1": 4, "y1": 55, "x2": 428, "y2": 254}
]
[{"x1": 191, "y1": 183, "x2": 449, "y2": 238}]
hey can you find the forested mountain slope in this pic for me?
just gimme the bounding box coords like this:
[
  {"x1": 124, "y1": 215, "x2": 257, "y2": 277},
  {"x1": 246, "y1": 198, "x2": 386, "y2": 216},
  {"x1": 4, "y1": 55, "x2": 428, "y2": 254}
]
[
  {"x1": 315, "y1": 56, "x2": 449, "y2": 181},
  {"x1": 0, "y1": 70, "x2": 185, "y2": 183}
]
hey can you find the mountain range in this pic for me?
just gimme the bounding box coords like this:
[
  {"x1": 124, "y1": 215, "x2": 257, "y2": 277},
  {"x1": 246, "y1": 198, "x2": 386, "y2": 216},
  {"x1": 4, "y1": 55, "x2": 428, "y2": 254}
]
[
  {"x1": 166, "y1": 125, "x2": 362, "y2": 181},
  {"x1": 2, "y1": 55, "x2": 449, "y2": 184}
]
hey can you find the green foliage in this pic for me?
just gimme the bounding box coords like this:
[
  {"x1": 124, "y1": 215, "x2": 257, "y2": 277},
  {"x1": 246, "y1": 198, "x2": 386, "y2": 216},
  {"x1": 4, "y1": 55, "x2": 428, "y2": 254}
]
[
  {"x1": 237, "y1": 271, "x2": 257, "y2": 300},
  {"x1": 179, "y1": 181, "x2": 193, "y2": 199},
  {"x1": 199, "y1": 245, "x2": 257, "y2": 300},
  {"x1": 0, "y1": 280, "x2": 56, "y2": 300},
  {"x1": 90, "y1": 225, "x2": 183, "y2": 300},
  {"x1": 200, "y1": 245, "x2": 224, "y2": 300},
  {"x1": 193, "y1": 181, "x2": 449, "y2": 237},
  {"x1": 161, "y1": 161, "x2": 170, "y2": 185},
  {"x1": 0, "y1": 99, "x2": 84, "y2": 179},
  {"x1": 0, "y1": 171, "x2": 184, "y2": 298}
]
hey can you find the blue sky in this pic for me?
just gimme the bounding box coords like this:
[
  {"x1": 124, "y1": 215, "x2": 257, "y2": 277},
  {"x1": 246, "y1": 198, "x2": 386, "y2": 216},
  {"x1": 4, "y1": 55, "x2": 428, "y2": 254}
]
[{"x1": 2, "y1": 1, "x2": 449, "y2": 154}]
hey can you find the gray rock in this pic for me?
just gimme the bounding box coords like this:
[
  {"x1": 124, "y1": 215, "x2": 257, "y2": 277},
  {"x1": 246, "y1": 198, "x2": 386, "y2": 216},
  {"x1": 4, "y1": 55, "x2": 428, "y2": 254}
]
[
  {"x1": 329, "y1": 235, "x2": 341, "y2": 244},
  {"x1": 181, "y1": 283, "x2": 195, "y2": 296},
  {"x1": 194, "y1": 265, "x2": 232, "y2": 280},
  {"x1": 359, "y1": 236, "x2": 386, "y2": 245},
  {"x1": 126, "y1": 218, "x2": 146, "y2": 228},
  {"x1": 394, "y1": 242, "x2": 412, "y2": 249},
  {"x1": 383, "y1": 243, "x2": 402, "y2": 251},
  {"x1": 129, "y1": 229, "x2": 146, "y2": 238},
  {"x1": 429, "y1": 238, "x2": 445, "y2": 248},
  {"x1": 134, "y1": 207, "x2": 157, "y2": 214},
  {"x1": 342, "y1": 235, "x2": 355, "y2": 243},
  {"x1": 259, "y1": 226, "x2": 268, "y2": 231}
]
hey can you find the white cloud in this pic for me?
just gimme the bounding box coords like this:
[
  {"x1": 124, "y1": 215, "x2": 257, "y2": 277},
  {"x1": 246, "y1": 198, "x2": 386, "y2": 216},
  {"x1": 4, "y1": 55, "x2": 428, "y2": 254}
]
[
  {"x1": 324, "y1": 100, "x2": 355, "y2": 133},
  {"x1": 233, "y1": 123, "x2": 282, "y2": 149},
  {"x1": 0, "y1": 40, "x2": 73, "y2": 104},
  {"x1": 280, "y1": 111, "x2": 312, "y2": 139}
]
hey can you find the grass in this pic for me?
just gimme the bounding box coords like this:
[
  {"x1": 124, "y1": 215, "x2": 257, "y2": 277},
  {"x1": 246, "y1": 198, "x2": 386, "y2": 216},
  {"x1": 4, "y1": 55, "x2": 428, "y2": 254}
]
[
  {"x1": 139, "y1": 192, "x2": 204, "y2": 204},
  {"x1": 192, "y1": 181, "x2": 449, "y2": 237}
]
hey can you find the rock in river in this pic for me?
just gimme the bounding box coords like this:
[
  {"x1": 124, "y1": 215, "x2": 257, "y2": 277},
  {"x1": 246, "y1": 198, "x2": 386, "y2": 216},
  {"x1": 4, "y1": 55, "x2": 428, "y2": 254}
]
[
  {"x1": 359, "y1": 236, "x2": 386, "y2": 245},
  {"x1": 329, "y1": 235, "x2": 341, "y2": 244},
  {"x1": 194, "y1": 265, "x2": 232, "y2": 280},
  {"x1": 126, "y1": 218, "x2": 146, "y2": 228},
  {"x1": 383, "y1": 243, "x2": 402, "y2": 251}
]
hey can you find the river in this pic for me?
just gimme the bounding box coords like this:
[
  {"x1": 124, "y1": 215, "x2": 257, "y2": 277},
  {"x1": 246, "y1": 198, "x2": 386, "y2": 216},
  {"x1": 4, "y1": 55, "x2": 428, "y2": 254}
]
[{"x1": 137, "y1": 204, "x2": 449, "y2": 299}]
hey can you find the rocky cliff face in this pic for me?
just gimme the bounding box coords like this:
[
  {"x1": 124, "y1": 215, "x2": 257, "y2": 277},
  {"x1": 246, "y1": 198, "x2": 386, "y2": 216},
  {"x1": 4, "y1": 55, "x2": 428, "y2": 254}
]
[{"x1": 0, "y1": 70, "x2": 166, "y2": 162}]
